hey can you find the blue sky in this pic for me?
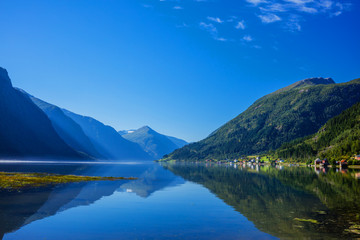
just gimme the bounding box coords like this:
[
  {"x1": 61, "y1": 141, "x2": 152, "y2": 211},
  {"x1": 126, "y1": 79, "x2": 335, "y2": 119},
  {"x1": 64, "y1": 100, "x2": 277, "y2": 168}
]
[{"x1": 0, "y1": 0, "x2": 359, "y2": 142}]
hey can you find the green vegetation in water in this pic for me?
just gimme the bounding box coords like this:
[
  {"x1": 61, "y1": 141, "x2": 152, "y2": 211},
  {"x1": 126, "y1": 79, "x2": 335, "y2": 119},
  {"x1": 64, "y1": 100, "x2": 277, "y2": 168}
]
[
  {"x1": 293, "y1": 218, "x2": 319, "y2": 224},
  {"x1": 347, "y1": 225, "x2": 360, "y2": 235},
  {"x1": 0, "y1": 171, "x2": 137, "y2": 190}
]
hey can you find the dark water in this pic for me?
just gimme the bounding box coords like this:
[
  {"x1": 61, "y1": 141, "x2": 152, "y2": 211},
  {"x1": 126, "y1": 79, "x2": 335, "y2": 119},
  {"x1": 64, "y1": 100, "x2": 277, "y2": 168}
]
[{"x1": 0, "y1": 161, "x2": 359, "y2": 239}]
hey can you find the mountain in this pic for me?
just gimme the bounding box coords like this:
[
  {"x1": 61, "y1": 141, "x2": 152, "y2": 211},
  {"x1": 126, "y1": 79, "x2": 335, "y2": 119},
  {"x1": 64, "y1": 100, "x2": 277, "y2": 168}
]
[
  {"x1": 63, "y1": 110, "x2": 152, "y2": 160},
  {"x1": 164, "y1": 77, "x2": 360, "y2": 161},
  {"x1": 19, "y1": 91, "x2": 102, "y2": 159},
  {"x1": 118, "y1": 130, "x2": 136, "y2": 135},
  {"x1": 0, "y1": 67, "x2": 82, "y2": 159},
  {"x1": 272, "y1": 77, "x2": 335, "y2": 94},
  {"x1": 274, "y1": 102, "x2": 360, "y2": 162},
  {"x1": 165, "y1": 135, "x2": 188, "y2": 148},
  {"x1": 121, "y1": 126, "x2": 187, "y2": 159}
]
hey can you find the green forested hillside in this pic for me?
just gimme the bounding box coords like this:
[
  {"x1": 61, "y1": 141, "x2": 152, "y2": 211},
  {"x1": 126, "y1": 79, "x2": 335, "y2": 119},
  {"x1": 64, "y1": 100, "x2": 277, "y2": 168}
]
[
  {"x1": 274, "y1": 102, "x2": 360, "y2": 162},
  {"x1": 164, "y1": 78, "x2": 360, "y2": 161}
]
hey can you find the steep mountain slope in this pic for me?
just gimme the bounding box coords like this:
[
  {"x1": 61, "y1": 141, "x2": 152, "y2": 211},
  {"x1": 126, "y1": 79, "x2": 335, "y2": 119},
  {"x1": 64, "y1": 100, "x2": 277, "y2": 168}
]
[
  {"x1": 19, "y1": 91, "x2": 102, "y2": 159},
  {"x1": 63, "y1": 110, "x2": 152, "y2": 160},
  {"x1": 165, "y1": 77, "x2": 360, "y2": 161},
  {"x1": 0, "y1": 67, "x2": 82, "y2": 159},
  {"x1": 166, "y1": 136, "x2": 188, "y2": 148},
  {"x1": 274, "y1": 102, "x2": 360, "y2": 162},
  {"x1": 122, "y1": 126, "x2": 187, "y2": 159}
]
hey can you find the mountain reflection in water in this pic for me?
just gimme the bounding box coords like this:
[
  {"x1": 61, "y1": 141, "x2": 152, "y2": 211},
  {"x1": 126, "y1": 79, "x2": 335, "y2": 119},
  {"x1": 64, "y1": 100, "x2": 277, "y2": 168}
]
[
  {"x1": 0, "y1": 161, "x2": 359, "y2": 239},
  {"x1": 0, "y1": 161, "x2": 183, "y2": 239},
  {"x1": 162, "y1": 162, "x2": 360, "y2": 239}
]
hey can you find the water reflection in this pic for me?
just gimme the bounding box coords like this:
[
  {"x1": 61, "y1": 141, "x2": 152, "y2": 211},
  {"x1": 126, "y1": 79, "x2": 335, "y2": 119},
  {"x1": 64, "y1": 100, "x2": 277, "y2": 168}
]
[
  {"x1": 1, "y1": 161, "x2": 359, "y2": 239},
  {"x1": 162, "y1": 162, "x2": 360, "y2": 239},
  {"x1": 0, "y1": 161, "x2": 183, "y2": 239}
]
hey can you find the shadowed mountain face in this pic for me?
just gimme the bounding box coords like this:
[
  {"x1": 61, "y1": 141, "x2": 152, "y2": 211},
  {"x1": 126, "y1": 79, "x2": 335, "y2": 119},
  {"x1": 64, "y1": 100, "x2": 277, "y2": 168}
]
[
  {"x1": 167, "y1": 77, "x2": 360, "y2": 160},
  {"x1": 19, "y1": 91, "x2": 103, "y2": 159},
  {"x1": 63, "y1": 110, "x2": 152, "y2": 160},
  {"x1": 0, "y1": 67, "x2": 82, "y2": 159},
  {"x1": 121, "y1": 126, "x2": 187, "y2": 159}
]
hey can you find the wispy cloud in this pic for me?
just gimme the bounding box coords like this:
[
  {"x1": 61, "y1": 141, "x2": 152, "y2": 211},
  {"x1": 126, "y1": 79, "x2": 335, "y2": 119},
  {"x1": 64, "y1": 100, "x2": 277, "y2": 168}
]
[
  {"x1": 285, "y1": 15, "x2": 302, "y2": 31},
  {"x1": 215, "y1": 37, "x2": 228, "y2": 42},
  {"x1": 247, "y1": 0, "x2": 351, "y2": 31},
  {"x1": 252, "y1": 0, "x2": 351, "y2": 16},
  {"x1": 242, "y1": 35, "x2": 254, "y2": 42},
  {"x1": 246, "y1": 0, "x2": 269, "y2": 6},
  {"x1": 199, "y1": 22, "x2": 217, "y2": 35},
  {"x1": 235, "y1": 20, "x2": 246, "y2": 29},
  {"x1": 143, "y1": 0, "x2": 352, "y2": 44},
  {"x1": 227, "y1": 16, "x2": 238, "y2": 22},
  {"x1": 258, "y1": 13, "x2": 282, "y2": 23},
  {"x1": 199, "y1": 22, "x2": 228, "y2": 41},
  {"x1": 173, "y1": 6, "x2": 183, "y2": 10},
  {"x1": 207, "y1": 17, "x2": 224, "y2": 23}
]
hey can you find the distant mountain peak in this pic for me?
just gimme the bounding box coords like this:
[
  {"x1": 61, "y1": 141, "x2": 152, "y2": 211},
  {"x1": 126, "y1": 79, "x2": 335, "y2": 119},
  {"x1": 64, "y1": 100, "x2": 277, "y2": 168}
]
[
  {"x1": 122, "y1": 126, "x2": 187, "y2": 159},
  {"x1": 299, "y1": 77, "x2": 335, "y2": 85},
  {"x1": 273, "y1": 77, "x2": 335, "y2": 94},
  {"x1": 0, "y1": 67, "x2": 12, "y2": 87},
  {"x1": 139, "y1": 126, "x2": 153, "y2": 131}
]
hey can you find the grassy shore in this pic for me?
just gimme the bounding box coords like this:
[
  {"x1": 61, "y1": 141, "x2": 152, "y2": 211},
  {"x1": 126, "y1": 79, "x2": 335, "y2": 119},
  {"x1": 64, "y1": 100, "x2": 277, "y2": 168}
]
[{"x1": 0, "y1": 172, "x2": 137, "y2": 190}]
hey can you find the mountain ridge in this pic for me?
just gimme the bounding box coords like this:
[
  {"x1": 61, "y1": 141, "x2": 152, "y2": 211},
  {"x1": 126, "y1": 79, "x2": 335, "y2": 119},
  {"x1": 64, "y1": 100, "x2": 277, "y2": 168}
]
[
  {"x1": 63, "y1": 110, "x2": 152, "y2": 160},
  {"x1": 121, "y1": 126, "x2": 187, "y2": 159},
  {"x1": 0, "y1": 67, "x2": 83, "y2": 159},
  {"x1": 164, "y1": 77, "x2": 360, "y2": 161},
  {"x1": 19, "y1": 90, "x2": 103, "y2": 159}
]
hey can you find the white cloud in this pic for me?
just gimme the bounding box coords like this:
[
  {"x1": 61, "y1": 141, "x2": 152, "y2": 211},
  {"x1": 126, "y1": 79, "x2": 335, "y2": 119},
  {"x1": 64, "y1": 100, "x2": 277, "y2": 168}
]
[
  {"x1": 246, "y1": 0, "x2": 269, "y2": 6},
  {"x1": 199, "y1": 22, "x2": 218, "y2": 35},
  {"x1": 317, "y1": 0, "x2": 334, "y2": 9},
  {"x1": 258, "y1": 13, "x2": 282, "y2": 23},
  {"x1": 227, "y1": 16, "x2": 238, "y2": 22},
  {"x1": 173, "y1": 6, "x2": 183, "y2": 10},
  {"x1": 235, "y1": 20, "x2": 246, "y2": 29},
  {"x1": 242, "y1": 35, "x2": 254, "y2": 42},
  {"x1": 284, "y1": 0, "x2": 314, "y2": 4},
  {"x1": 260, "y1": 3, "x2": 289, "y2": 12},
  {"x1": 199, "y1": 22, "x2": 228, "y2": 41},
  {"x1": 298, "y1": 6, "x2": 318, "y2": 13},
  {"x1": 214, "y1": 37, "x2": 228, "y2": 41},
  {"x1": 207, "y1": 17, "x2": 224, "y2": 23},
  {"x1": 247, "y1": 0, "x2": 350, "y2": 18},
  {"x1": 285, "y1": 16, "x2": 302, "y2": 31}
]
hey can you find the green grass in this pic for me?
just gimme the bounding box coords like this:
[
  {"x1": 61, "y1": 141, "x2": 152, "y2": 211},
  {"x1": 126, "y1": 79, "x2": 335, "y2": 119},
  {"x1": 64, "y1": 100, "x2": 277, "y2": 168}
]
[
  {"x1": 0, "y1": 171, "x2": 137, "y2": 190},
  {"x1": 293, "y1": 218, "x2": 319, "y2": 224}
]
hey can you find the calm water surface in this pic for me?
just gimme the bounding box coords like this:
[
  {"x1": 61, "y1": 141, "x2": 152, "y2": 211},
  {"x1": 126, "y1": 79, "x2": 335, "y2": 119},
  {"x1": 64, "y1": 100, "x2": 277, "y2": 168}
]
[{"x1": 0, "y1": 161, "x2": 359, "y2": 239}]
